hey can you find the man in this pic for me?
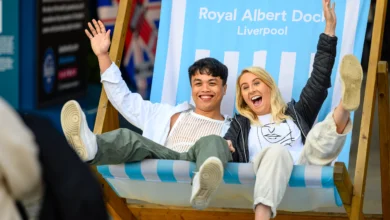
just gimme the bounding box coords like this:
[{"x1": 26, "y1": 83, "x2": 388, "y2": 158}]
[{"x1": 61, "y1": 19, "x2": 233, "y2": 209}]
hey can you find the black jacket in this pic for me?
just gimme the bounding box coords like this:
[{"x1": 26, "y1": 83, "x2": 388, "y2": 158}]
[{"x1": 224, "y1": 33, "x2": 338, "y2": 163}]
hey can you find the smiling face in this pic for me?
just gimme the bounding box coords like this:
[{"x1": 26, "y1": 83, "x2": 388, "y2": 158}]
[
  {"x1": 191, "y1": 71, "x2": 227, "y2": 113},
  {"x1": 239, "y1": 72, "x2": 272, "y2": 116}
]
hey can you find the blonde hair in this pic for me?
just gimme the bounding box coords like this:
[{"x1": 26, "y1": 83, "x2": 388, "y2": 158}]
[{"x1": 235, "y1": 66, "x2": 290, "y2": 125}]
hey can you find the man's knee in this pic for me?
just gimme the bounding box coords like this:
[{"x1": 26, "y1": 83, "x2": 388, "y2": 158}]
[
  {"x1": 118, "y1": 128, "x2": 138, "y2": 135},
  {"x1": 197, "y1": 135, "x2": 225, "y2": 144},
  {"x1": 194, "y1": 135, "x2": 227, "y2": 152},
  {"x1": 116, "y1": 128, "x2": 142, "y2": 140}
]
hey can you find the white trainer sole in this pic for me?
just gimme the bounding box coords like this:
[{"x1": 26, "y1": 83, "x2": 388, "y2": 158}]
[
  {"x1": 191, "y1": 157, "x2": 223, "y2": 210},
  {"x1": 60, "y1": 100, "x2": 88, "y2": 160},
  {"x1": 340, "y1": 54, "x2": 363, "y2": 111}
]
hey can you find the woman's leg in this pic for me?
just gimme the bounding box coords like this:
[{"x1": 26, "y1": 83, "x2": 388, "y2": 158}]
[
  {"x1": 252, "y1": 145, "x2": 294, "y2": 220},
  {"x1": 297, "y1": 107, "x2": 353, "y2": 165},
  {"x1": 255, "y1": 204, "x2": 272, "y2": 220},
  {"x1": 333, "y1": 100, "x2": 352, "y2": 134},
  {"x1": 333, "y1": 54, "x2": 363, "y2": 134},
  {"x1": 298, "y1": 54, "x2": 362, "y2": 165}
]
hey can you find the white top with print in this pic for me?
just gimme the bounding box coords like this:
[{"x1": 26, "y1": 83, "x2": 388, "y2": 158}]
[{"x1": 248, "y1": 114, "x2": 304, "y2": 164}]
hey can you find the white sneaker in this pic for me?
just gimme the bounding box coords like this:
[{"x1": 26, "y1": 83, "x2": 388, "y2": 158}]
[
  {"x1": 190, "y1": 157, "x2": 223, "y2": 210},
  {"x1": 60, "y1": 100, "x2": 97, "y2": 161}
]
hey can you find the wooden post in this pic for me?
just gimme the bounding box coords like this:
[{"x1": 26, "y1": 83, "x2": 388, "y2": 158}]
[
  {"x1": 334, "y1": 162, "x2": 366, "y2": 219},
  {"x1": 351, "y1": 0, "x2": 388, "y2": 219},
  {"x1": 92, "y1": 0, "x2": 135, "y2": 219},
  {"x1": 334, "y1": 162, "x2": 353, "y2": 214},
  {"x1": 377, "y1": 61, "x2": 390, "y2": 220}
]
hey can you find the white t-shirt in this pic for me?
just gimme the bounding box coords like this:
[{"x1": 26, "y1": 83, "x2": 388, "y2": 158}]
[{"x1": 248, "y1": 114, "x2": 304, "y2": 164}]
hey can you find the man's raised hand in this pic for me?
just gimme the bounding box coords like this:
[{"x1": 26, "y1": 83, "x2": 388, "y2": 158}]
[{"x1": 85, "y1": 19, "x2": 111, "y2": 57}]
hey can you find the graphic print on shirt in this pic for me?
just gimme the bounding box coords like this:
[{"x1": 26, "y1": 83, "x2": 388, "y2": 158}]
[{"x1": 260, "y1": 122, "x2": 295, "y2": 147}]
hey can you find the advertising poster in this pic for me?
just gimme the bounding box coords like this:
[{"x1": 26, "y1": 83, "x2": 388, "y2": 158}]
[{"x1": 37, "y1": 0, "x2": 89, "y2": 107}]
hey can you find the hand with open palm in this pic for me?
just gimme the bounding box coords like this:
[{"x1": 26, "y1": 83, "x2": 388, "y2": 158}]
[
  {"x1": 323, "y1": 0, "x2": 337, "y2": 36},
  {"x1": 85, "y1": 19, "x2": 112, "y2": 58}
]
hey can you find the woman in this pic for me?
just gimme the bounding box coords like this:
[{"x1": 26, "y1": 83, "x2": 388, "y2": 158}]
[{"x1": 224, "y1": 1, "x2": 363, "y2": 219}]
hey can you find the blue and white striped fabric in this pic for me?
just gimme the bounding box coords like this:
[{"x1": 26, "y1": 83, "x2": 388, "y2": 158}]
[
  {"x1": 97, "y1": 0, "x2": 370, "y2": 210},
  {"x1": 98, "y1": 160, "x2": 339, "y2": 209},
  {"x1": 98, "y1": 160, "x2": 334, "y2": 188}
]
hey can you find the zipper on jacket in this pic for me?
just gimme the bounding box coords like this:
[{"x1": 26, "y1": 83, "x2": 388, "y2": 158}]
[
  {"x1": 292, "y1": 105, "x2": 307, "y2": 139},
  {"x1": 234, "y1": 115, "x2": 248, "y2": 163}
]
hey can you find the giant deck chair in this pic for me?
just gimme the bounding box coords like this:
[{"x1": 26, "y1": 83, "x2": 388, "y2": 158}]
[{"x1": 93, "y1": 0, "x2": 390, "y2": 219}]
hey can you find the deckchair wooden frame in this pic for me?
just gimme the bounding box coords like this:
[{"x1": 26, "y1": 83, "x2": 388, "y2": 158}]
[{"x1": 91, "y1": 0, "x2": 390, "y2": 219}]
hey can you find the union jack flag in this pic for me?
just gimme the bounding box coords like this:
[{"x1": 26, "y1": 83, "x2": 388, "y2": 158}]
[{"x1": 97, "y1": 0, "x2": 161, "y2": 99}]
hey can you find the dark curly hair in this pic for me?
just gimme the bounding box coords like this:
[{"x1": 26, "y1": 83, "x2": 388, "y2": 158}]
[{"x1": 188, "y1": 57, "x2": 228, "y2": 85}]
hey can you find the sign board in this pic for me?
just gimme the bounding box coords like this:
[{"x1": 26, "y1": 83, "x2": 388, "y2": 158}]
[
  {"x1": 0, "y1": 0, "x2": 19, "y2": 108},
  {"x1": 36, "y1": 0, "x2": 89, "y2": 107}
]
